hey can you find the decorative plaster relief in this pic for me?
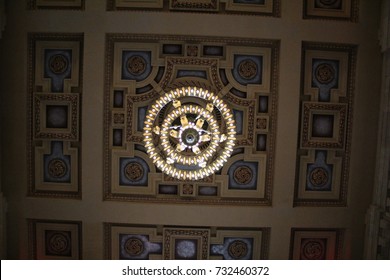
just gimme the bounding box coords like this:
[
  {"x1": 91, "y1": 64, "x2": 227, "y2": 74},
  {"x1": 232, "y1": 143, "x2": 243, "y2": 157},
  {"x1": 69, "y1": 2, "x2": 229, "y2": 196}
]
[
  {"x1": 104, "y1": 223, "x2": 269, "y2": 260},
  {"x1": 303, "y1": 0, "x2": 358, "y2": 22},
  {"x1": 290, "y1": 228, "x2": 343, "y2": 260},
  {"x1": 27, "y1": 33, "x2": 83, "y2": 199},
  {"x1": 28, "y1": 219, "x2": 82, "y2": 259},
  {"x1": 170, "y1": 0, "x2": 219, "y2": 12},
  {"x1": 103, "y1": 34, "x2": 279, "y2": 205},
  {"x1": 107, "y1": 0, "x2": 280, "y2": 16},
  {"x1": 294, "y1": 42, "x2": 356, "y2": 207}
]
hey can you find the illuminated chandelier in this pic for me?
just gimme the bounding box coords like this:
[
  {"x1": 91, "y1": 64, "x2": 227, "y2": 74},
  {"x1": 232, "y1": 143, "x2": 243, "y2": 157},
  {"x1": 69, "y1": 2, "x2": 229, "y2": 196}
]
[{"x1": 143, "y1": 87, "x2": 236, "y2": 180}]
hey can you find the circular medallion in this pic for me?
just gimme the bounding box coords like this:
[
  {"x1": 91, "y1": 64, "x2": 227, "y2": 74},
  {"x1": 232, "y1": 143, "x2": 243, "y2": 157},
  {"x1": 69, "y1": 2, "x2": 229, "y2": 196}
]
[
  {"x1": 310, "y1": 167, "x2": 329, "y2": 187},
  {"x1": 48, "y1": 159, "x2": 67, "y2": 178},
  {"x1": 49, "y1": 54, "x2": 69, "y2": 74},
  {"x1": 315, "y1": 63, "x2": 335, "y2": 84},
  {"x1": 238, "y1": 59, "x2": 257, "y2": 80},
  {"x1": 124, "y1": 162, "x2": 144, "y2": 182},
  {"x1": 127, "y1": 55, "x2": 147, "y2": 76},
  {"x1": 48, "y1": 232, "x2": 70, "y2": 255},
  {"x1": 124, "y1": 237, "x2": 144, "y2": 257},
  {"x1": 301, "y1": 239, "x2": 325, "y2": 260},
  {"x1": 233, "y1": 166, "x2": 253, "y2": 185},
  {"x1": 228, "y1": 240, "x2": 248, "y2": 259}
]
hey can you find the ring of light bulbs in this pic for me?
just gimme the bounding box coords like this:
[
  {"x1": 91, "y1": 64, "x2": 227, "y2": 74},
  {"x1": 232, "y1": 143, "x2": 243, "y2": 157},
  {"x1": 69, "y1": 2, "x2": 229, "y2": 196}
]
[{"x1": 143, "y1": 87, "x2": 236, "y2": 180}]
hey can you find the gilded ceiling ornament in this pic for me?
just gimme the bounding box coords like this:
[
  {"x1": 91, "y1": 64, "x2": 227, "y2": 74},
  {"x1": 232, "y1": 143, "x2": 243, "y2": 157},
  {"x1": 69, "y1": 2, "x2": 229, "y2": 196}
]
[
  {"x1": 49, "y1": 54, "x2": 69, "y2": 74},
  {"x1": 124, "y1": 162, "x2": 144, "y2": 182},
  {"x1": 127, "y1": 55, "x2": 147, "y2": 76},
  {"x1": 233, "y1": 166, "x2": 253, "y2": 185},
  {"x1": 48, "y1": 159, "x2": 67, "y2": 178},
  {"x1": 47, "y1": 232, "x2": 70, "y2": 255},
  {"x1": 315, "y1": 63, "x2": 334, "y2": 84},
  {"x1": 256, "y1": 118, "x2": 267, "y2": 130},
  {"x1": 124, "y1": 237, "x2": 144, "y2": 256},
  {"x1": 182, "y1": 184, "x2": 194, "y2": 195},
  {"x1": 143, "y1": 87, "x2": 236, "y2": 181},
  {"x1": 300, "y1": 239, "x2": 325, "y2": 260},
  {"x1": 309, "y1": 167, "x2": 329, "y2": 187},
  {"x1": 228, "y1": 240, "x2": 248, "y2": 259},
  {"x1": 238, "y1": 59, "x2": 258, "y2": 80},
  {"x1": 187, "y1": 45, "x2": 199, "y2": 57},
  {"x1": 113, "y1": 113, "x2": 125, "y2": 124}
]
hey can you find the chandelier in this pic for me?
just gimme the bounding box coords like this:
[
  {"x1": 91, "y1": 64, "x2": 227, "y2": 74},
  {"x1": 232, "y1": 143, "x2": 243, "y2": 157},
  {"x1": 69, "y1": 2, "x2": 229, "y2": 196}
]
[{"x1": 143, "y1": 87, "x2": 236, "y2": 180}]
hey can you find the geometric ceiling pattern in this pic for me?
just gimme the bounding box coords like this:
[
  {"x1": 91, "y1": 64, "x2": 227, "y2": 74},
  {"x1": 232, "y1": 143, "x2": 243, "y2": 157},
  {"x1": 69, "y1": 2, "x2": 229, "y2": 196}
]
[
  {"x1": 103, "y1": 34, "x2": 279, "y2": 205},
  {"x1": 104, "y1": 223, "x2": 270, "y2": 260},
  {"x1": 106, "y1": 0, "x2": 280, "y2": 16},
  {"x1": 27, "y1": 219, "x2": 345, "y2": 260},
  {"x1": 27, "y1": 0, "x2": 358, "y2": 23},
  {"x1": 28, "y1": 219, "x2": 82, "y2": 260},
  {"x1": 294, "y1": 42, "x2": 357, "y2": 206},
  {"x1": 303, "y1": 0, "x2": 359, "y2": 22},
  {"x1": 20, "y1": 0, "x2": 364, "y2": 260},
  {"x1": 27, "y1": 0, "x2": 359, "y2": 23},
  {"x1": 289, "y1": 228, "x2": 343, "y2": 260},
  {"x1": 27, "y1": 33, "x2": 83, "y2": 199}
]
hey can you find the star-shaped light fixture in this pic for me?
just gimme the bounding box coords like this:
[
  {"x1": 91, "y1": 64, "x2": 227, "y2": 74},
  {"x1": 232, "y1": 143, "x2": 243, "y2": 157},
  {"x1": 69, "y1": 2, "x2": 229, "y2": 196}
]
[{"x1": 143, "y1": 87, "x2": 236, "y2": 180}]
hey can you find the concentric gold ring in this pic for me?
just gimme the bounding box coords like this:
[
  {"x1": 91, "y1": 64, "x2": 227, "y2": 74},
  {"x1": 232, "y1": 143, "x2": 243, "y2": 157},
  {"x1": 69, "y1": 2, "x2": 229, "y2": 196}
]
[{"x1": 143, "y1": 87, "x2": 236, "y2": 180}]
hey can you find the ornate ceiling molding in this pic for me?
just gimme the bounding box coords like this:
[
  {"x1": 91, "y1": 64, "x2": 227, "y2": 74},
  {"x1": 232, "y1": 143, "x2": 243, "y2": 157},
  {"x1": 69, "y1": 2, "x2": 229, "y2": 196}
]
[{"x1": 103, "y1": 33, "x2": 279, "y2": 205}]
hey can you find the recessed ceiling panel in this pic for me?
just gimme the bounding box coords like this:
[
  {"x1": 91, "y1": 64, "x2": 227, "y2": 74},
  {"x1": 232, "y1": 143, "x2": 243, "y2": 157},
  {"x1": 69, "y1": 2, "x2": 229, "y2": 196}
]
[{"x1": 103, "y1": 34, "x2": 279, "y2": 205}]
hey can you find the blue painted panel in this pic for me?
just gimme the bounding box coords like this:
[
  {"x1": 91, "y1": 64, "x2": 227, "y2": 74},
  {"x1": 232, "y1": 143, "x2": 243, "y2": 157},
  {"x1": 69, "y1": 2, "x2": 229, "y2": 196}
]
[
  {"x1": 113, "y1": 90, "x2": 124, "y2": 108},
  {"x1": 119, "y1": 234, "x2": 162, "y2": 260},
  {"x1": 162, "y1": 44, "x2": 182, "y2": 55},
  {"x1": 228, "y1": 160, "x2": 258, "y2": 190},
  {"x1": 232, "y1": 55, "x2": 263, "y2": 86},
  {"x1": 198, "y1": 186, "x2": 218, "y2": 196},
  {"x1": 258, "y1": 96, "x2": 268, "y2": 113},
  {"x1": 311, "y1": 59, "x2": 339, "y2": 102},
  {"x1": 121, "y1": 51, "x2": 152, "y2": 81},
  {"x1": 306, "y1": 150, "x2": 333, "y2": 191},
  {"x1": 43, "y1": 141, "x2": 71, "y2": 183},
  {"x1": 256, "y1": 134, "x2": 267, "y2": 151},
  {"x1": 176, "y1": 70, "x2": 207, "y2": 79},
  {"x1": 203, "y1": 45, "x2": 224, "y2": 56},
  {"x1": 175, "y1": 239, "x2": 198, "y2": 260},
  {"x1": 137, "y1": 106, "x2": 148, "y2": 132},
  {"x1": 312, "y1": 114, "x2": 334, "y2": 138},
  {"x1": 210, "y1": 237, "x2": 254, "y2": 260},
  {"x1": 233, "y1": 109, "x2": 243, "y2": 135},
  {"x1": 113, "y1": 129, "x2": 123, "y2": 146},
  {"x1": 136, "y1": 84, "x2": 154, "y2": 94},
  {"x1": 230, "y1": 88, "x2": 247, "y2": 98},
  {"x1": 46, "y1": 105, "x2": 68, "y2": 128},
  {"x1": 219, "y1": 69, "x2": 229, "y2": 86},
  {"x1": 44, "y1": 49, "x2": 72, "y2": 92},
  {"x1": 119, "y1": 157, "x2": 149, "y2": 186},
  {"x1": 158, "y1": 185, "x2": 178, "y2": 195}
]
